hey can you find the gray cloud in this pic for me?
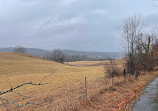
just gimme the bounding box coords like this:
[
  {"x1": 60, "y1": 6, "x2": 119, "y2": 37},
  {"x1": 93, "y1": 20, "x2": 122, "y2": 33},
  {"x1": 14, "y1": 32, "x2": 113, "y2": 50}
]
[{"x1": 0, "y1": 0, "x2": 157, "y2": 51}]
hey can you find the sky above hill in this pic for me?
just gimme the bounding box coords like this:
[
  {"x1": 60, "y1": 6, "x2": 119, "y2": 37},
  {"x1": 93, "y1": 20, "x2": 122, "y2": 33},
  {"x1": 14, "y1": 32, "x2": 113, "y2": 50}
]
[{"x1": 0, "y1": 0, "x2": 157, "y2": 52}]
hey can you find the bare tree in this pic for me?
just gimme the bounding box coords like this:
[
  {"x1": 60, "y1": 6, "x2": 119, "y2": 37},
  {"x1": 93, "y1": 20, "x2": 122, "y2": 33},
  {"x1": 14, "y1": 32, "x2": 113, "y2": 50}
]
[
  {"x1": 121, "y1": 14, "x2": 143, "y2": 75},
  {"x1": 0, "y1": 71, "x2": 55, "y2": 111},
  {"x1": 44, "y1": 52, "x2": 52, "y2": 60},
  {"x1": 13, "y1": 46, "x2": 26, "y2": 53},
  {"x1": 51, "y1": 49, "x2": 66, "y2": 63},
  {"x1": 121, "y1": 14, "x2": 157, "y2": 76},
  {"x1": 45, "y1": 49, "x2": 66, "y2": 63}
]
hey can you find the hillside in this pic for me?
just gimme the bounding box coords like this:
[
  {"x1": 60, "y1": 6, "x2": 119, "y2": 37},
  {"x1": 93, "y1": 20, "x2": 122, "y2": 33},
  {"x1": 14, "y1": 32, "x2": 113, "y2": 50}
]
[
  {"x1": 0, "y1": 52, "x2": 105, "y2": 110},
  {"x1": 63, "y1": 49, "x2": 122, "y2": 59},
  {"x1": 0, "y1": 52, "x2": 104, "y2": 77},
  {"x1": 0, "y1": 47, "x2": 122, "y2": 59},
  {"x1": 0, "y1": 47, "x2": 49, "y2": 57},
  {"x1": 0, "y1": 52, "x2": 157, "y2": 111}
]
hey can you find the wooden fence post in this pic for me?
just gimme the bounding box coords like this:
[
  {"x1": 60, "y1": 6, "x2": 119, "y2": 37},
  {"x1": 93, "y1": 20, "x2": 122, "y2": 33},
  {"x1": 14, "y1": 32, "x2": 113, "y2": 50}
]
[
  {"x1": 124, "y1": 69, "x2": 126, "y2": 80},
  {"x1": 85, "y1": 77, "x2": 87, "y2": 100},
  {"x1": 112, "y1": 73, "x2": 113, "y2": 85}
]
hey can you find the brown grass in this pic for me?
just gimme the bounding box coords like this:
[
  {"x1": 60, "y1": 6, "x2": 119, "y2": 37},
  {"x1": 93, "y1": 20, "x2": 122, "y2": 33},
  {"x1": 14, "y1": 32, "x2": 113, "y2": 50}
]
[
  {"x1": 67, "y1": 59, "x2": 124, "y2": 66},
  {"x1": 0, "y1": 52, "x2": 157, "y2": 111},
  {"x1": 78, "y1": 72, "x2": 158, "y2": 111},
  {"x1": 13, "y1": 52, "x2": 45, "y2": 60},
  {"x1": 0, "y1": 52, "x2": 105, "y2": 110}
]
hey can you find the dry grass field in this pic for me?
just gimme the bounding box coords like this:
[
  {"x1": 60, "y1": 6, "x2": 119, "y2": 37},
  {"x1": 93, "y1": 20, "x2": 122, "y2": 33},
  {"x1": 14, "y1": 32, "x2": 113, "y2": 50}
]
[
  {"x1": 0, "y1": 52, "x2": 157, "y2": 111},
  {"x1": 67, "y1": 59, "x2": 124, "y2": 66},
  {"x1": 0, "y1": 52, "x2": 107, "y2": 110}
]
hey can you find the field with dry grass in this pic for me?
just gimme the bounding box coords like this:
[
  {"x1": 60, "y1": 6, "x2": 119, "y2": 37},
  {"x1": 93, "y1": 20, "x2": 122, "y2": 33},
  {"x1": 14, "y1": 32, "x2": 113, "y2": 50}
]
[
  {"x1": 67, "y1": 59, "x2": 124, "y2": 66},
  {"x1": 0, "y1": 52, "x2": 157, "y2": 111},
  {"x1": 0, "y1": 52, "x2": 106, "y2": 110}
]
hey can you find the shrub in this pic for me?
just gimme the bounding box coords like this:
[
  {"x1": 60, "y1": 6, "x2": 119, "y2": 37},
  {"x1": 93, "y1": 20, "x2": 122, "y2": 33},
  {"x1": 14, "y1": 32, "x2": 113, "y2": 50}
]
[{"x1": 106, "y1": 65, "x2": 121, "y2": 78}]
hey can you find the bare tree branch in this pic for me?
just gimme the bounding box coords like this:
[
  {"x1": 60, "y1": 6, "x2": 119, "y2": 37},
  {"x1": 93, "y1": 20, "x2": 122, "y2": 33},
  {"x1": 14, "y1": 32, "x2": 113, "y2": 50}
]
[
  {"x1": 0, "y1": 65, "x2": 66, "y2": 111},
  {"x1": 0, "y1": 82, "x2": 47, "y2": 96},
  {"x1": 0, "y1": 69, "x2": 58, "y2": 110},
  {"x1": 11, "y1": 91, "x2": 31, "y2": 99},
  {"x1": 0, "y1": 97, "x2": 42, "y2": 107},
  {"x1": 39, "y1": 67, "x2": 63, "y2": 85},
  {"x1": 39, "y1": 72, "x2": 54, "y2": 85}
]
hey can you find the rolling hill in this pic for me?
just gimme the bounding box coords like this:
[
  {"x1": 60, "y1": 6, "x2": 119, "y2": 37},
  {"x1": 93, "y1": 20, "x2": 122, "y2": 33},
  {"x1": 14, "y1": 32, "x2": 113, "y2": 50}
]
[
  {"x1": 1, "y1": 52, "x2": 153, "y2": 111},
  {"x1": 0, "y1": 52, "x2": 105, "y2": 110},
  {"x1": 0, "y1": 47, "x2": 122, "y2": 59}
]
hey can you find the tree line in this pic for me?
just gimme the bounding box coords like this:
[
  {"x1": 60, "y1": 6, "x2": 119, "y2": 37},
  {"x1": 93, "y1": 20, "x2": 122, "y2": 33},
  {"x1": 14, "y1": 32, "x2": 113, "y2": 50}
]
[
  {"x1": 105, "y1": 14, "x2": 158, "y2": 78},
  {"x1": 43, "y1": 49, "x2": 109, "y2": 63},
  {"x1": 13, "y1": 47, "x2": 108, "y2": 63},
  {"x1": 122, "y1": 14, "x2": 158, "y2": 77}
]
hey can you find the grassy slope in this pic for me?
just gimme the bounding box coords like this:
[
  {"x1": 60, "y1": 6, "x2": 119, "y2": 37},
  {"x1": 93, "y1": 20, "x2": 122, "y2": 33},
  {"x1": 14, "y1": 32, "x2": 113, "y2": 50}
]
[
  {"x1": 0, "y1": 52, "x2": 106, "y2": 110},
  {"x1": 0, "y1": 52, "x2": 105, "y2": 86},
  {"x1": 67, "y1": 59, "x2": 124, "y2": 66},
  {"x1": 1, "y1": 52, "x2": 150, "y2": 111}
]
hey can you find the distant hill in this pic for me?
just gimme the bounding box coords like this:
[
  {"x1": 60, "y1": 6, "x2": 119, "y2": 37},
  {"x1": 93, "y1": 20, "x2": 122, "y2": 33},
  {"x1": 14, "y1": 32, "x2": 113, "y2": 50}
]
[
  {"x1": 62, "y1": 49, "x2": 122, "y2": 59},
  {"x1": 0, "y1": 47, "x2": 49, "y2": 57},
  {"x1": 0, "y1": 47, "x2": 122, "y2": 60}
]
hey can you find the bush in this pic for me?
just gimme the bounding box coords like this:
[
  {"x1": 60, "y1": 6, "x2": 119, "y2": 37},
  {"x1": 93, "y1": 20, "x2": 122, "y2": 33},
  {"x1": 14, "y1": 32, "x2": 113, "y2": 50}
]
[{"x1": 105, "y1": 65, "x2": 121, "y2": 78}]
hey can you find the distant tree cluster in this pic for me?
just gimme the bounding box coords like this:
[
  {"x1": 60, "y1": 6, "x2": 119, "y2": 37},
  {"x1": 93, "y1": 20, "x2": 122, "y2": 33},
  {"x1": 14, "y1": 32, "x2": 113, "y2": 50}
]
[
  {"x1": 13, "y1": 46, "x2": 26, "y2": 53},
  {"x1": 65, "y1": 55, "x2": 106, "y2": 62},
  {"x1": 44, "y1": 49, "x2": 66, "y2": 63},
  {"x1": 65, "y1": 55, "x2": 88, "y2": 62},
  {"x1": 44, "y1": 49, "x2": 109, "y2": 63}
]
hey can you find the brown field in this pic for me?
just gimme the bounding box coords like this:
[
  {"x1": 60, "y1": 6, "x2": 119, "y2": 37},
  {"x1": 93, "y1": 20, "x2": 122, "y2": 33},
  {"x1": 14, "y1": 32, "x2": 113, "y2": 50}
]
[
  {"x1": 67, "y1": 59, "x2": 124, "y2": 66},
  {"x1": 0, "y1": 52, "x2": 157, "y2": 111},
  {"x1": 0, "y1": 52, "x2": 106, "y2": 110}
]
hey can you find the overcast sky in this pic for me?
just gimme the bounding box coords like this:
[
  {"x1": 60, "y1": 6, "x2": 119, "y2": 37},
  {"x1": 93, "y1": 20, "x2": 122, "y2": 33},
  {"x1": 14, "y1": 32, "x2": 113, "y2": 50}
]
[{"x1": 0, "y1": 0, "x2": 157, "y2": 52}]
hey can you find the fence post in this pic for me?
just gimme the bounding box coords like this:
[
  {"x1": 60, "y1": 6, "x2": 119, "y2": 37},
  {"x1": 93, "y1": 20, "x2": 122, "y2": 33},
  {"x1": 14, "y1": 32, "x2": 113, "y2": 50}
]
[
  {"x1": 124, "y1": 68, "x2": 126, "y2": 80},
  {"x1": 112, "y1": 73, "x2": 113, "y2": 85},
  {"x1": 85, "y1": 77, "x2": 87, "y2": 100}
]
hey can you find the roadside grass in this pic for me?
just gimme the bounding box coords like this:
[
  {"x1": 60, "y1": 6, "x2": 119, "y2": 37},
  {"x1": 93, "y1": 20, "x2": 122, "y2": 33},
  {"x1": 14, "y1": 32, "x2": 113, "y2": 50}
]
[{"x1": 77, "y1": 71, "x2": 158, "y2": 111}]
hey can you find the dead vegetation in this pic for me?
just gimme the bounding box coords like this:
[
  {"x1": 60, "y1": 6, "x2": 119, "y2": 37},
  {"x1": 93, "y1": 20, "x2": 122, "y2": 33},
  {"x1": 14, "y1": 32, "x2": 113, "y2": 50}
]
[
  {"x1": 76, "y1": 71, "x2": 158, "y2": 111},
  {"x1": 0, "y1": 52, "x2": 105, "y2": 110},
  {"x1": 0, "y1": 48, "x2": 158, "y2": 111},
  {"x1": 121, "y1": 14, "x2": 157, "y2": 77},
  {"x1": 105, "y1": 58, "x2": 122, "y2": 78}
]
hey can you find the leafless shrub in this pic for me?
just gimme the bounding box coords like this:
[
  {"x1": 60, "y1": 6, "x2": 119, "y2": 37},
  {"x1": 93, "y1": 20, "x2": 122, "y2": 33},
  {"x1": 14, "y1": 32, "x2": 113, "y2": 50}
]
[
  {"x1": 105, "y1": 58, "x2": 121, "y2": 78},
  {"x1": 13, "y1": 46, "x2": 26, "y2": 53},
  {"x1": 106, "y1": 66, "x2": 121, "y2": 78}
]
